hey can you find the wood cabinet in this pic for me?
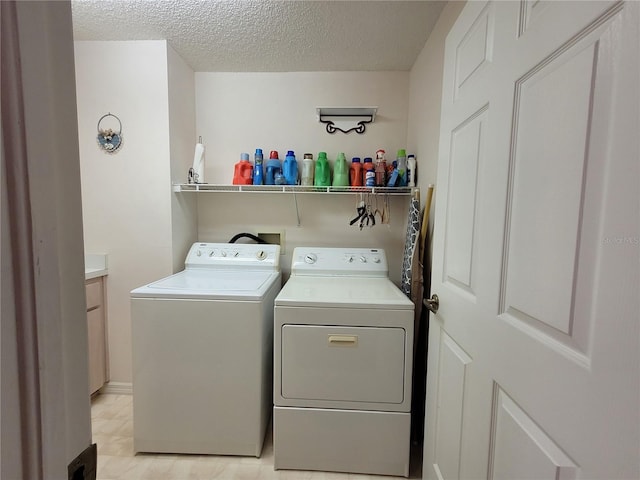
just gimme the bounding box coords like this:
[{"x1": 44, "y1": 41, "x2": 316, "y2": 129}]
[{"x1": 85, "y1": 276, "x2": 108, "y2": 395}]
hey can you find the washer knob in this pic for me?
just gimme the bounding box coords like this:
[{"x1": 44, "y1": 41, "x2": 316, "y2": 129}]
[
  {"x1": 359, "y1": 255, "x2": 367, "y2": 263},
  {"x1": 372, "y1": 256, "x2": 381, "y2": 263},
  {"x1": 256, "y1": 250, "x2": 267, "y2": 260},
  {"x1": 196, "y1": 250, "x2": 202, "y2": 257},
  {"x1": 304, "y1": 253, "x2": 317, "y2": 264},
  {"x1": 221, "y1": 251, "x2": 227, "y2": 257},
  {"x1": 209, "y1": 251, "x2": 215, "y2": 257}
]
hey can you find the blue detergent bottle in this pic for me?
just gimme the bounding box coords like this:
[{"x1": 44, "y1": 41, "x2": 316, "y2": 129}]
[
  {"x1": 265, "y1": 150, "x2": 281, "y2": 185},
  {"x1": 387, "y1": 160, "x2": 400, "y2": 187},
  {"x1": 253, "y1": 148, "x2": 264, "y2": 185},
  {"x1": 283, "y1": 150, "x2": 299, "y2": 185}
]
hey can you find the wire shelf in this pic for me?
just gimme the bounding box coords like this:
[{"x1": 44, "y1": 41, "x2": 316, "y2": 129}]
[{"x1": 173, "y1": 184, "x2": 417, "y2": 196}]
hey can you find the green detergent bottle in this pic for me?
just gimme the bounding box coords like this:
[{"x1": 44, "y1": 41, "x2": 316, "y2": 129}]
[
  {"x1": 314, "y1": 151, "x2": 331, "y2": 187},
  {"x1": 332, "y1": 152, "x2": 349, "y2": 187}
]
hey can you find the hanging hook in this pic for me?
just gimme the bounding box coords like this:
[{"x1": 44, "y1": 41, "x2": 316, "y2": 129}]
[
  {"x1": 97, "y1": 112, "x2": 122, "y2": 135},
  {"x1": 350, "y1": 193, "x2": 366, "y2": 226}
]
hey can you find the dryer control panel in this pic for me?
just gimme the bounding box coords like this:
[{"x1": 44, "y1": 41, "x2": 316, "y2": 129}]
[
  {"x1": 185, "y1": 242, "x2": 280, "y2": 270},
  {"x1": 291, "y1": 247, "x2": 388, "y2": 277}
]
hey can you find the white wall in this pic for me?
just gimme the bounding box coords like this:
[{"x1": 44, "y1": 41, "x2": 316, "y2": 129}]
[
  {"x1": 194, "y1": 72, "x2": 413, "y2": 281},
  {"x1": 195, "y1": 72, "x2": 410, "y2": 184},
  {"x1": 75, "y1": 40, "x2": 176, "y2": 384},
  {"x1": 167, "y1": 45, "x2": 197, "y2": 271}
]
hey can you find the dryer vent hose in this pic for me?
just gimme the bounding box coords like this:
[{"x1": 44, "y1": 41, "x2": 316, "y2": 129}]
[{"x1": 228, "y1": 233, "x2": 268, "y2": 244}]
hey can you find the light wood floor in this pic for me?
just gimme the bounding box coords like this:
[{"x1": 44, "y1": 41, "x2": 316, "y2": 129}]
[{"x1": 92, "y1": 394, "x2": 423, "y2": 480}]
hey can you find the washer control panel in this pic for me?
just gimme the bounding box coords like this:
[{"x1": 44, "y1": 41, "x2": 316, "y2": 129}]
[
  {"x1": 291, "y1": 247, "x2": 388, "y2": 276},
  {"x1": 185, "y1": 242, "x2": 280, "y2": 270}
]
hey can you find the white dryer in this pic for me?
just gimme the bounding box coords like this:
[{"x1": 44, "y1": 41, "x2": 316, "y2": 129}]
[
  {"x1": 130, "y1": 242, "x2": 281, "y2": 457},
  {"x1": 273, "y1": 247, "x2": 414, "y2": 477}
]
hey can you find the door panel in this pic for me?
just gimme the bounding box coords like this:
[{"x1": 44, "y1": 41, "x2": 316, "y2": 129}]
[
  {"x1": 503, "y1": 41, "x2": 596, "y2": 334},
  {"x1": 454, "y1": 2, "x2": 494, "y2": 100},
  {"x1": 501, "y1": 7, "x2": 621, "y2": 357},
  {"x1": 444, "y1": 107, "x2": 487, "y2": 296},
  {"x1": 433, "y1": 333, "x2": 472, "y2": 480},
  {"x1": 489, "y1": 386, "x2": 577, "y2": 480},
  {"x1": 518, "y1": 0, "x2": 552, "y2": 37},
  {"x1": 425, "y1": 1, "x2": 639, "y2": 479}
]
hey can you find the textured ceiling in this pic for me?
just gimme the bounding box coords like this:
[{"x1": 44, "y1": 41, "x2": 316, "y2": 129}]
[{"x1": 71, "y1": 0, "x2": 446, "y2": 72}]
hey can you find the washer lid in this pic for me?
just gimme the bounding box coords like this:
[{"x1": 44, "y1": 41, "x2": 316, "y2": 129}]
[
  {"x1": 131, "y1": 269, "x2": 280, "y2": 300},
  {"x1": 274, "y1": 276, "x2": 414, "y2": 309}
]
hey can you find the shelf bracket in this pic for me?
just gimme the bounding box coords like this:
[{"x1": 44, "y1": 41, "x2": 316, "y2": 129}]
[{"x1": 316, "y1": 107, "x2": 377, "y2": 135}]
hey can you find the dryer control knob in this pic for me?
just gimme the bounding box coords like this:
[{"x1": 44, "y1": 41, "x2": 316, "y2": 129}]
[
  {"x1": 359, "y1": 255, "x2": 367, "y2": 263},
  {"x1": 221, "y1": 251, "x2": 227, "y2": 257},
  {"x1": 209, "y1": 251, "x2": 215, "y2": 257},
  {"x1": 372, "y1": 256, "x2": 381, "y2": 263},
  {"x1": 304, "y1": 253, "x2": 317, "y2": 264},
  {"x1": 197, "y1": 250, "x2": 202, "y2": 256},
  {"x1": 256, "y1": 250, "x2": 267, "y2": 260}
]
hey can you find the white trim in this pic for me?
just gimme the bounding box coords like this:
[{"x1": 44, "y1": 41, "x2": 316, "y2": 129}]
[{"x1": 99, "y1": 382, "x2": 133, "y2": 395}]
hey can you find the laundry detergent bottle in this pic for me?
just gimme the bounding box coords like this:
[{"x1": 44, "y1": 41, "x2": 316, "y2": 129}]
[
  {"x1": 387, "y1": 160, "x2": 399, "y2": 187},
  {"x1": 283, "y1": 150, "x2": 299, "y2": 185},
  {"x1": 332, "y1": 152, "x2": 349, "y2": 187},
  {"x1": 314, "y1": 151, "x2": 331, "y2": 187},
  {"x1": 265, "y1": 150, "x2": 281, "y2": 185},
  {"x1": 301, "y1": 153, "x2": 315, "y2": 186},
  {"x1": 363, "y1": 157, "x2": 375, "y2": 187},
  {"x1": 253, "y1": 148, "x2": 264, "y2": 185},
  {"x1": 349, "y1": 157, "x2": 362, "y2": 186},
  {"x1": 396, "y1": 149, "x2": 407, "y2": 187},
  {"x1": 233, "y1": 152, "x2": 253, "y2": 185}
]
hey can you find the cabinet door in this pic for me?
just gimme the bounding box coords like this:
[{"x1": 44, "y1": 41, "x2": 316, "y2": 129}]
[
  {"x1": 87, "y1": 307, "x2": 106, "y2": 395},
  {"x1": 85, "y1": 279, "x2": 102, "y2": 310}
]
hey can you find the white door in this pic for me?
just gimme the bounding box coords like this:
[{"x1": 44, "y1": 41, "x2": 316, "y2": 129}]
[{"x1": 424, "y1": 2, "x2": 639, "y2": 479}]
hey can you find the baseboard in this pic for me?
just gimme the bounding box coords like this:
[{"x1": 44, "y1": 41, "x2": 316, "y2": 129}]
[{"x1": 99, "y1": 381, "x2": 132, "y2": 395}]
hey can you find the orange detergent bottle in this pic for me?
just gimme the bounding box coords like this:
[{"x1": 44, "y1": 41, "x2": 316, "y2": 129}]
[
  {"x1": 349, "y1": 157, "x2": 363, "y2": 186},
  {"x1": 233, "y1": 153, "x2": 253, "y2": 185}
]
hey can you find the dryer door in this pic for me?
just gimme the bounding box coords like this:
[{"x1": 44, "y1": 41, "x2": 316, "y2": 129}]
[{"x1": 281, "y1": 324, "x2": 406, "y2": 405}]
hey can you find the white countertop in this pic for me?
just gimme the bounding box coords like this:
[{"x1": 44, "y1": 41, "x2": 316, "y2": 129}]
[{"x1": 85, "y1": 254, "x2": 108, "y2": 280}]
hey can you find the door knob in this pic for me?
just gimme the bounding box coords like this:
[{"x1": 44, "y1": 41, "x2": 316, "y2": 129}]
[{"x1": 424, "y1": 294, "x2": 439, "y2": 314}]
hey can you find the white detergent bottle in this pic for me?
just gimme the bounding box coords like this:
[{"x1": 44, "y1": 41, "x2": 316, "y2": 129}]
[
  {"x1": 301, "y1": 153, "x2": 314, "y2": 186},
  {"x1": 407, "y1": 154, "x2": 416, "y2": 187}
]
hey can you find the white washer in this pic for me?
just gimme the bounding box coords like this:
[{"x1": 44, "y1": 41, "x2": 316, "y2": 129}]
[
  {"x1": 130, "y1": 242, "x2": 281, "y2": 457},
  {"x1": 273, "y1": 247, "x2": 414, "y2": 477}
]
